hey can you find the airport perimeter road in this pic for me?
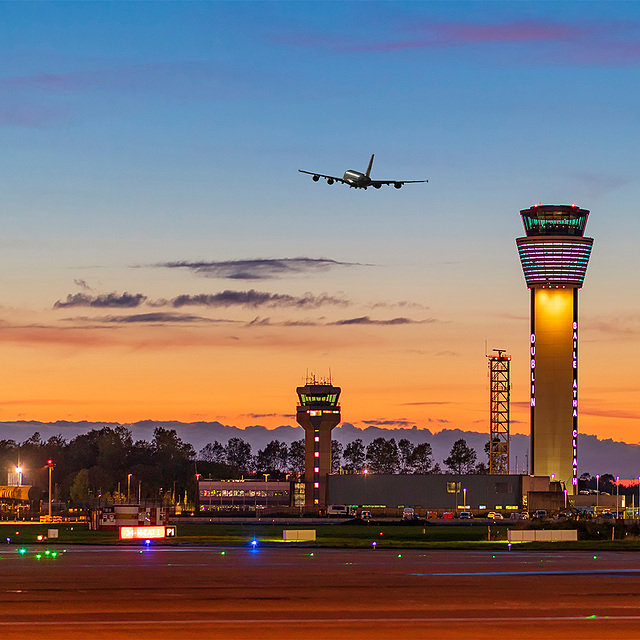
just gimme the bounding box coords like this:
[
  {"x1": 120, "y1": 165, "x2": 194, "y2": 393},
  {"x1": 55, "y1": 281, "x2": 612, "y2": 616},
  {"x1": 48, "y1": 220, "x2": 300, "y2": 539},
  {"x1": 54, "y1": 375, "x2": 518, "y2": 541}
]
[{"x1": 2, "y1": 546, "x2": 640, "y2": 640}]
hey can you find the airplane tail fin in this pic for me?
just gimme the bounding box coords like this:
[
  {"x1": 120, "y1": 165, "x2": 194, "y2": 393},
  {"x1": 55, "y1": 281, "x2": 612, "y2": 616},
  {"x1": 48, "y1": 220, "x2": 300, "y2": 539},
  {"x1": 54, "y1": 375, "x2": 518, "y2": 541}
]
[{"x1": 365, "y1": 154, "x2": 374, "y2": 178}]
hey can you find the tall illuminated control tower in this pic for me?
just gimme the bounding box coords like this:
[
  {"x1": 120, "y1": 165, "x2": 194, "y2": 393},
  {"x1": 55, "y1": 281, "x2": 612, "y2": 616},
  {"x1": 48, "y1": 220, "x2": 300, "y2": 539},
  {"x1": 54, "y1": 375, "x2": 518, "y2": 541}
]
[
  {"x1": 296, "y1": 377, "x2": 341, "y2": 509},
  {"x1": 516, "y1": 205, "x2": 593, "y2": 493}
]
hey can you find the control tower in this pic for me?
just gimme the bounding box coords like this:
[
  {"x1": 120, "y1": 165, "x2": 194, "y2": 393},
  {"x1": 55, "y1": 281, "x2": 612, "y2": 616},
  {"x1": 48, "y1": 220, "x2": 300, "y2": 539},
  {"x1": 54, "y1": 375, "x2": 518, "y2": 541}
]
[
  {"x1": 516, "y1": 204, "x2": 593, "y2": 493},
  {"x1": 296, "y1": 376, "x2": 341, "y2": 509}
]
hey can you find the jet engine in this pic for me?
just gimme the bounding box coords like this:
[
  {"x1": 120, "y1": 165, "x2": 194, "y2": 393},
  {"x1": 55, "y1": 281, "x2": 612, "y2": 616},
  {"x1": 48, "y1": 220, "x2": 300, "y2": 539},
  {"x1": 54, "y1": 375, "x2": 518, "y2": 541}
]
[
  {"x1": 394, "y1": 183, "x2": 402, "y2": 189},
  {"x1": 312, "y1": 175, "x2": 320, "y2": 182}
]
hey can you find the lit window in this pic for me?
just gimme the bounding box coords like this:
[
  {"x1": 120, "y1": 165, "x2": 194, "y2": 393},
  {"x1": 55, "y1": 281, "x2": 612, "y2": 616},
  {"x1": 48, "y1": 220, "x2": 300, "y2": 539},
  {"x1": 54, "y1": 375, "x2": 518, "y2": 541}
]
[
  {"x1": 314, "y1": 436, "x2": 319, "y2": 442},
  {"x1": 314, "y1": 482, "x2": 319, "y2": 488},
  {"x1": 314, "y1": 452, "x2": 319, "y2": 457},
  {"x1": 314, "y1": 467, "x2": 319, "y2": 473}
]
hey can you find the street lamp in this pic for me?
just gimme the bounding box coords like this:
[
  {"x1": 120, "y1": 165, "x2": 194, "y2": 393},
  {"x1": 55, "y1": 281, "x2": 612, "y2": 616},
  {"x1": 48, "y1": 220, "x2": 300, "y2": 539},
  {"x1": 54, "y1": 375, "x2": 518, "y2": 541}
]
[
  {"x1": 127, "y1": 474, "x2": 132, "y2": 504},
  {"x1": 463, "y1": 488, "x2": 467, "y2": 510},
  {"x1": 15, "y1": 465, "x2": 23, "y2": 486},
  {"x1": 616, "y1": 476, "x2": 620, "y2": 519},
  {"x1": 637, "y1": 476, "x2": 640, "y2": 520},
  {"x1": 596, "y1": 474, "x2": 600, "y2": 514}
]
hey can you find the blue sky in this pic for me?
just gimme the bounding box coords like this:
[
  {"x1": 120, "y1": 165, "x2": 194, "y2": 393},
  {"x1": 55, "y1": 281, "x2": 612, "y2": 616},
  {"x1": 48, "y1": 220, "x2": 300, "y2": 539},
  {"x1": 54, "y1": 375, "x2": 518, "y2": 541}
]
[{"x1": 1, "y1": 2, "x2": 640, "y2": 445}]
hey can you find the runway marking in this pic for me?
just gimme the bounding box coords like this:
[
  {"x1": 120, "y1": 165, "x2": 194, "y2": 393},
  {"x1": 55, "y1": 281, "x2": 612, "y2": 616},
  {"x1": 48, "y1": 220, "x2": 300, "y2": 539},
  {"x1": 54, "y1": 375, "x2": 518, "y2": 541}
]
[
  {"x1": 413, "y1": 569, "x2": 640, "y2": 577},
  {"x1": 2, "y1": 615, "x2": 640, "y2": 626}
]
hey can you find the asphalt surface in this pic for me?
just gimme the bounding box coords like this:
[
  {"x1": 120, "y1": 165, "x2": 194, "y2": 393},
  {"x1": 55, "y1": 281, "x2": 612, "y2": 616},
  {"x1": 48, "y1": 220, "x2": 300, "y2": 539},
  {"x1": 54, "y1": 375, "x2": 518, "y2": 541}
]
[{"x1": 2, "y1": 544, "x2": 640, "y2": 639}]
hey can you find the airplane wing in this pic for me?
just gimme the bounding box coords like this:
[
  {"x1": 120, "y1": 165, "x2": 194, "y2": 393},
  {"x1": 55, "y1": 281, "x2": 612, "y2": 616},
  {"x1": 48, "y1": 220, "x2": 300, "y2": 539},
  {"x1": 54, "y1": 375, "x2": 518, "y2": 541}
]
[
  {"x1": 372, "y1": 179, "x2": 429, "y2": 186},
  {"x1": 298, "y1": 169, "x2": 346, "y2": 184}
]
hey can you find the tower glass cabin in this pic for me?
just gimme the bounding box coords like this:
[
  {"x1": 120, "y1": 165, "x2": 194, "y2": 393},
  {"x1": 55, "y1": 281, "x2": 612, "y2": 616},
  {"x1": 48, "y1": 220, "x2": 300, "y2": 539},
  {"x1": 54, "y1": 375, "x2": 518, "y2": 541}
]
[
  {"x1": 516, "y1": 204, "x2": 593, "y2": 493},
  {"x1": 296, "y1": 378, "x2": 341, "y2": 509}
]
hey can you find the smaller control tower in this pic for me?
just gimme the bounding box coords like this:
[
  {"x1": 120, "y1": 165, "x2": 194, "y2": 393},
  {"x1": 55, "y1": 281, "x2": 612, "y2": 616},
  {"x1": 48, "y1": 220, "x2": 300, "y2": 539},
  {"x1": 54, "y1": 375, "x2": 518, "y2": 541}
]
[{"x1": 296, "y1": 375, "x2": 341, "y2": 509}]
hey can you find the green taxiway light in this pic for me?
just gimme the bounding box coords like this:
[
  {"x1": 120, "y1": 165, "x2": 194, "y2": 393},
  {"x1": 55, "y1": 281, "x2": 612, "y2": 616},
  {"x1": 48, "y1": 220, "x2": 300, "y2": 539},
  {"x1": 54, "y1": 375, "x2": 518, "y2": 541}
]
[
  {"x1": 36, "y1": 554, "x2": 42, "y2": 559},
  {"x1": 45, "y1": 550, "x2": 51, "y2": 556},
  {"x1": 221, "y1": 551, "x2": 225, "y2": 555},
  {"x1": 18, "y1": 548, "x2": 27, "y2": 555}
]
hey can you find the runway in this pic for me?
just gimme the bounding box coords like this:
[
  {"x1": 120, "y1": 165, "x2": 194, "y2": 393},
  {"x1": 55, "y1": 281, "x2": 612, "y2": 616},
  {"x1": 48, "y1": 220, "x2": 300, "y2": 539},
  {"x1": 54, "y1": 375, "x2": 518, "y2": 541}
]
[{"x1": 1, "y1": 545, "x2": 640, "y2": 639}]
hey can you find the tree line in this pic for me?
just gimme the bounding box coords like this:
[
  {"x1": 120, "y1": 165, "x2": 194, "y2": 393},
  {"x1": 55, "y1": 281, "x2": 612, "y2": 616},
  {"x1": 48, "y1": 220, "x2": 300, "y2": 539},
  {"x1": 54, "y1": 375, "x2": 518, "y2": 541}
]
[{"x1": 5, "y1": 428, "x2": 630, "y2": 508}]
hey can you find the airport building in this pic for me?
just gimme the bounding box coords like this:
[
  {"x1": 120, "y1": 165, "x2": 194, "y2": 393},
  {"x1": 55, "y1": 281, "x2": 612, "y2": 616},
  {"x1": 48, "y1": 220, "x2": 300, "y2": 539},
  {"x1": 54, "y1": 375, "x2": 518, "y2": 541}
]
[{"x1": 516, "y1": 204, "x2": 593, "y2": 492}]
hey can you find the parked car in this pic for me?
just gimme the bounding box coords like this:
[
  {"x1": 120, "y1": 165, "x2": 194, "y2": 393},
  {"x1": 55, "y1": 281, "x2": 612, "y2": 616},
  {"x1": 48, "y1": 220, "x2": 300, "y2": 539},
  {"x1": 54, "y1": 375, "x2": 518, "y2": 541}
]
[
  {"x1": 459, "y1": 511, "x2": 473, "y2": 519},
  {"x1": 442, "y1": 512, "x2": 454, "y2": 519},
  {"x1": 402, "y1": 507, "x2": 415, "y2": 520},
  {"x1": 487, "y1": 512, "x2": 504, "y2": 520},
  {"x1": 360, "y1": 510, "x2": 372, "y2": 520},
  {"x1": 426, "y1": 511, "x2": 438, "y2": 519},
  {"x1": 533, "y1": 509, "x2": 548, "y2": 519}
]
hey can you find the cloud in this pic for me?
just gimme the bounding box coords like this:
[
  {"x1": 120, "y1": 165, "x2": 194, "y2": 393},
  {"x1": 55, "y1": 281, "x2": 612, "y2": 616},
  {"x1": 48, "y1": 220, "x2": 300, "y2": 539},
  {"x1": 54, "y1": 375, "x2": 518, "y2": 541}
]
[
  {"x1": 54, "y1": 292, "x2": 147, "y2": 309},
  {"x1": 152, "y1": 257, "x2": 367, "y2": 280},
  {"x1": 400, "y1": 401, "x2": 451, "y2": 406},
  {"x1": 279, "y1": 19, "x2": 640, "y2": 66},
  {"x1": 69, "y1": 312, "x2": 223, "y2": 324},
  {"x1": 0, "y1": 62, "x2": 254, "y2": 98},
  {"x1": 73, "y1": 279, "x2": 93, "y2": 291},
  {"x1": 0, "y1": 104, "x2": 71, "y2": 128},
  {"x1": 330, "y1": 316, "x2": 434, "y2": 326},
  {"x1": 361, "y1": 419, "x2": 414, "y2": 427},
  {"x1": 166, "y1": 289, "x2": 348, "y2": 309}
]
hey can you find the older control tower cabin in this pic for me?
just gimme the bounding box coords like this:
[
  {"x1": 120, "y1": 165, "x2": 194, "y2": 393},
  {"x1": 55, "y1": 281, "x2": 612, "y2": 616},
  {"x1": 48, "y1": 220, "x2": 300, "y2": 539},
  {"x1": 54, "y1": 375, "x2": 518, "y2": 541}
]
[
  {"x1": 516, "y1": 205, "x2": 593, "y2": 493},
  {"x1": 296, "y1": 376, "x2": 341, "y2": 509}
]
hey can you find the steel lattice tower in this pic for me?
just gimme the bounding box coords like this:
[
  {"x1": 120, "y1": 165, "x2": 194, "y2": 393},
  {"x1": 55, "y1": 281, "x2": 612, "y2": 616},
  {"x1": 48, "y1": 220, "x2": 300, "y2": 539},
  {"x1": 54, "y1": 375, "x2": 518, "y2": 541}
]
[{"x1": 488, "y1": 350, "x2": 510, "y2": 474}]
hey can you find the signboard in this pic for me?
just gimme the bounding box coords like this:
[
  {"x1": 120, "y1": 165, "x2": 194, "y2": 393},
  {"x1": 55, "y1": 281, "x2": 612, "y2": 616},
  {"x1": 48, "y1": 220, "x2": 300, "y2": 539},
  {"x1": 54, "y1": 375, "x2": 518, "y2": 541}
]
[{"x1": 120, "y1": 526, "x2": 173, "y2": 540}]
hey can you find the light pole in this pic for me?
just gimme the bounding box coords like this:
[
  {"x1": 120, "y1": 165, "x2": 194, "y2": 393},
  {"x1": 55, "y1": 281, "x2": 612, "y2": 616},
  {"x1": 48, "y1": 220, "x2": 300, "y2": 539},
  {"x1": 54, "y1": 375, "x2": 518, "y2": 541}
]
[
  {"x1": 637, "y1": 477, "x2": 640, "y2": 519},
  {"x1": 564, "y1": 488, "x2": 567, "y2": 510},
  {"x1": 463, "y1": 488, "x2": 467, "y2": 510},
  {"x1": 263, "y1": 473, "x2": 269, "y2": 510},
  {"x1": 616, "y1": 476, "x2": 620, "y2": 519},
  {"x1": 46, "y1": 459, "x2": 54, "y2": 520},
  {"x1": 127, "y1": 474, "x2": 132, "y2": 504},
  {"x1": 596, "y1": 474, "x2": 600, "y2": 515}
]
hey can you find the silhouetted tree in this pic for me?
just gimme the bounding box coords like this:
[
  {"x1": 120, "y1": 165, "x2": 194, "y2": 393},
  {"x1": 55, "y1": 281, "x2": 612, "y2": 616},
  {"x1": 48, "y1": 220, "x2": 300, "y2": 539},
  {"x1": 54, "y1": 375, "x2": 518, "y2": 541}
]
[
  {"x1": 343, "y1": 439, "x2": 365, "y2": 472},
  {"x1": 366, "y1": 437, "x2": 399, "y2": 474},
  {"x1": 398, "y1": 439, "x2": 415, "y2": 474},
  {"x1": 331, "y1": 440, "x2": 343, "y2": 473},
  {"x1": 409, "y1": 442, "x2": 433, "y2": 474},
  {"x1": 444, "y1": 439, "x2": 477, "y2": 474},
  {"x1": 255, "y1": 440, "x2": 288, "y2": 474},
  {"x1": 199, "y1": 441, "x2": 226, "y2": 464},
  {"x1": 225, "y1": 437, "x2": 253, "y2": 472},
  {"x1": 288, "y1": 439, "x2": 305, "y2": 475}
]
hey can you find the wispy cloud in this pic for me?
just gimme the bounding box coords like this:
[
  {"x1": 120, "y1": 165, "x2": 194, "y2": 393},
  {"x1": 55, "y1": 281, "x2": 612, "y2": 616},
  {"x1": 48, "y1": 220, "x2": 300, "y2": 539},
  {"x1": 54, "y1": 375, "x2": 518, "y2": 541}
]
[
  {"x1": 152, "y1": 257, "x2": 368, "y2": 280},
  {"x1": 330, "y1": 316, "x2": 435, "y2": 326},
  {"x1": 54, "y1": 292, "x2": 147, "y2": 309},
  {"x1": 165, "y1": 290, "x2": 349, "y2": 308},
  {"x1": 400, "y1": 401, "x2": 451, "y2": 406},
  {"x1": 279, "y1": 19, "x2": 640, "y2": 66},
  {"x1": 69, "y1": 312, "x2": 225, "y2": 324},
  {"x1": 0, "y1": 62, "x2": 254, "y2": 98},
  {"x1": 361, "y1": 419, "x2": 414, "y2": 427}
]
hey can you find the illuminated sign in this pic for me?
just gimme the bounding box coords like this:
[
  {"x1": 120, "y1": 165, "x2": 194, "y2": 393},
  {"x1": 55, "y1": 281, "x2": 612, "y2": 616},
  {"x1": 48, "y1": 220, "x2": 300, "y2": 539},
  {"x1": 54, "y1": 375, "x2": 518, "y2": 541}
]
[
  {"x1": 120, "y1": 526, "x2": 169, "y2": 540},
  {"x1": 530, "y1": 333, "x2": 536, "y2": 407},
  {"x1": 572, "y1": 320, "x2": 578, "y2": 486}
]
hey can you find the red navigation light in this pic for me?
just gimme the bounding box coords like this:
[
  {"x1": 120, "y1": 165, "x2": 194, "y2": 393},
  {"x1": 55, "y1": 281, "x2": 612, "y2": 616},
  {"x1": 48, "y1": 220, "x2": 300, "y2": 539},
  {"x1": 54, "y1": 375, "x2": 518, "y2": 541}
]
[{"x1": 47, "y1": 459, "x2": 53, "y2": 466}]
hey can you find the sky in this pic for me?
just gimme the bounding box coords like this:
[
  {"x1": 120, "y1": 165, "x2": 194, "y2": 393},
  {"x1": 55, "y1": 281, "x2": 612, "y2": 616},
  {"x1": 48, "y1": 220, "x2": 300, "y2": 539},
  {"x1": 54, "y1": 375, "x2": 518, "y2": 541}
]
[{"x1": 1, "y1": 1, "x2": 640, "y2": 445}]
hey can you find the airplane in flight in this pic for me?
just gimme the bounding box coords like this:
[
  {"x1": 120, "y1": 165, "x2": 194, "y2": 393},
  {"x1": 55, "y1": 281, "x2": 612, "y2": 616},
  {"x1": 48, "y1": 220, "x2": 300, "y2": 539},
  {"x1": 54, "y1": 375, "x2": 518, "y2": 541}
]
[{"x1": 298, "y1": 154, "x2": 428, "y2": 190}]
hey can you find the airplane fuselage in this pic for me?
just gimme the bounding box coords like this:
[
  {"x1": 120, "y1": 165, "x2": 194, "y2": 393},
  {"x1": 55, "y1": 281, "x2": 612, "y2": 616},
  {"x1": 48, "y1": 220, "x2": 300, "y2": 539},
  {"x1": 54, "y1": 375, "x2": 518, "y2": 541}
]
[{"x1": 343, "y1": 170, "x2": 371, "y2": 188}]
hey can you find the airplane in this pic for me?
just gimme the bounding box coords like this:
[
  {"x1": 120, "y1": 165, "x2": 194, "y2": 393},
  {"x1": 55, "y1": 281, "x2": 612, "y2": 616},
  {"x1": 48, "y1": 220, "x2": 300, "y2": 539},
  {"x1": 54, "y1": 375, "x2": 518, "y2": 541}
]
[{"x1": 298, "y1": 154, "x2": 428, "y2": 190}]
